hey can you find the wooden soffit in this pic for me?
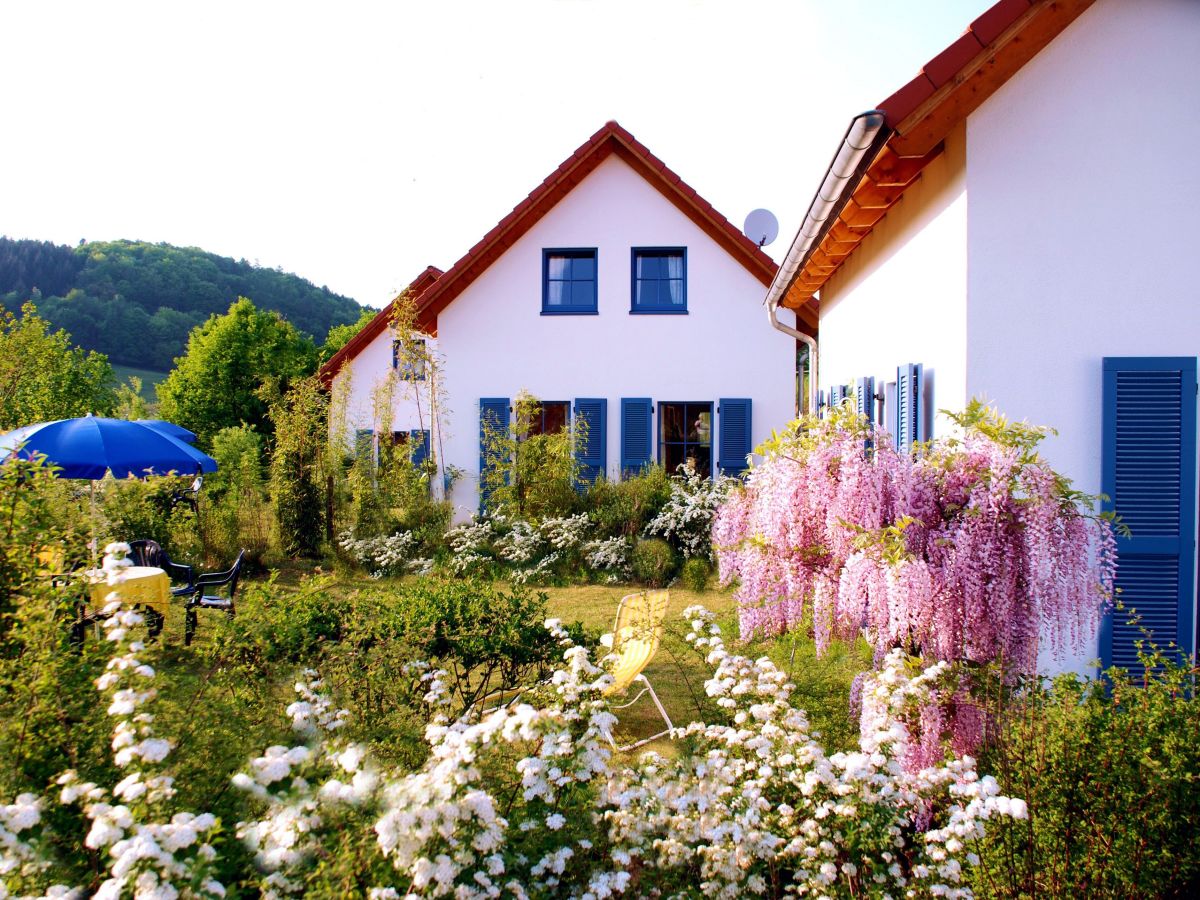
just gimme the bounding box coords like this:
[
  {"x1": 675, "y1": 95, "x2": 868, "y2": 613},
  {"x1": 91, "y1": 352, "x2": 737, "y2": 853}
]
[{"x1": 778, "y1": 0, "x2": 1096, "y2": 316}]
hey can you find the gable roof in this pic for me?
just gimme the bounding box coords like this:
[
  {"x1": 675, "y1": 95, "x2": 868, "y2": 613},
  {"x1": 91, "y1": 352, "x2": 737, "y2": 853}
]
[
  {"x1": 320, "y1": 120, "x2": 781, "y2": 381},
  {"x1": 772, "y1": 0, "x2": 1096, "y2": 315},
  {"x1": 319, "y1": 265, "x2": 442, "y2": 384}
]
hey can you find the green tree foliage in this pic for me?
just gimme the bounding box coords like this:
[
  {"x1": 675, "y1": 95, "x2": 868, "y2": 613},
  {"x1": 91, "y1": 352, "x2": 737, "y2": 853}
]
[
  {"x1": 0, "y1": 302, "x2": 116, "y2": 429},
  {"x1": 269, "y1": 376, "x2": 329, "y2": 557},
  {"x1": 0, "y1": 236, "x2": 365, "y2": 371},
  {"x1": 156, "y1": 298, "x2": 317, "y2": 442},
  {"x1": 319, "y1": 306, "x2": 376, "y2": 363}
]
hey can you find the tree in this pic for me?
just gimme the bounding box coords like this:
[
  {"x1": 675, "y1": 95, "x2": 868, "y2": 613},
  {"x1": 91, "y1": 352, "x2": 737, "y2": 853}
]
[
  {"x1": 156, "y1": 298, "x2": 317, "y2": 444},
  {"x1": 319, "y1": 307, "x2": 375, "y2": 363},
  {"x1": 269, "y1": 377, "x2": 329, "y2": 557},
  {"x1": 0, "y1": 302, "x2": 115, "y2": 429}
]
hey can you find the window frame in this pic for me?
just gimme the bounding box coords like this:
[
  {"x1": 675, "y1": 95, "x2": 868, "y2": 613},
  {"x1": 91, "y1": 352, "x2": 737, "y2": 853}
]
[
  {"x1": 392, "y1": 337, "x2": 427, "y2": 380},
  {"x1": 521, "y1": 400, "x2": 571, "y2": 440},
  {"x1": 630, "y1": 247, "x2": 688, "y2": 315},
  {"x1": 542, "y1": 248, "x2": 599, "y2": 315},
  {"x1": 657, "y1": 400, "x2": 713, "y2": 478}
]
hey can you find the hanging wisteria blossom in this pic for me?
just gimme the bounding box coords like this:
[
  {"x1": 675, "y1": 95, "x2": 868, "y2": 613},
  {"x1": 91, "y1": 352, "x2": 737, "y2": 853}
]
[{"x1": 714, "y1": 402, "x2": 1117, "y2": 678}]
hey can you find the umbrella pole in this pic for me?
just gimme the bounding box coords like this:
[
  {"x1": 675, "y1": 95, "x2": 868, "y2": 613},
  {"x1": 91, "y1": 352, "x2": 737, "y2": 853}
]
[{"x1": 89, "y1": 480, "x2": 98, "y2": 566}]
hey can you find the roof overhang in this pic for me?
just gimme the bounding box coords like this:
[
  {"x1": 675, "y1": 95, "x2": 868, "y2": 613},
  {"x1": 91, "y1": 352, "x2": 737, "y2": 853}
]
[{"x1": 773, "y1": 0, "x2": 1096, "y2": 317}]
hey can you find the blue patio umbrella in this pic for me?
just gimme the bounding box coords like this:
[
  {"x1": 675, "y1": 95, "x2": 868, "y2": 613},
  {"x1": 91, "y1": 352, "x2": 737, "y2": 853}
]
[
  {"x1": 136, "y1": 419, "x2": 198, "y2": 445},
  {"x1": 0, "y1": 416, "x2": 217, "y2": 479}
]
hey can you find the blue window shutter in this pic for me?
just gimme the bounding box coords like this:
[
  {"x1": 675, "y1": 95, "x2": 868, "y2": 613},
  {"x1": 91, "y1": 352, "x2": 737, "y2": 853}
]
[
  {"x1": 573, "y1": 398, "x2": 607, "y2": 487},
  {"x1": 479, "y1": 398, "x2": 509, "y2": 512},
  {"x1": 718, "y1": 398, "x2": 753, "y2": 475},
  {"x1": 895, "y1": 363, "x2": 924, "y2": 452},
  {"x1": 409, "y1": 429, "x2": 431, "y2": 467},
  {"x1": 354, "y1": 429, "x2": 374, "y2": 464},
  {"x1": 1101, "y1": 357, "x2": 1197, "y2": 673},
  {"x1": 620, "y1": 398, "x2": 653, "y2": 475},
  {"x1": 856, "y1": 377, "x2": 875, "y2": 424},
  {"x1": 817, "y1": 388, "x2": 827, "y2": 414}
]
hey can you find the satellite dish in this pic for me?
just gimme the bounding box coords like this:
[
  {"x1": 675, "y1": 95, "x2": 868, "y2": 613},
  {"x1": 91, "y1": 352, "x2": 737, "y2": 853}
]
[{"x1": 743, "y1": 208, "x2": 779, "y2": 248}]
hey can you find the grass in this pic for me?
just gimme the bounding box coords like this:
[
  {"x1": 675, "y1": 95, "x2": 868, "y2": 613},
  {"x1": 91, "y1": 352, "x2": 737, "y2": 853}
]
[
  {"x1": 143, "y1": 564, "x2": 872, "y2": 759},
  {"x1": 112, "y1": 364, "x2": 167, "y2": 402}
]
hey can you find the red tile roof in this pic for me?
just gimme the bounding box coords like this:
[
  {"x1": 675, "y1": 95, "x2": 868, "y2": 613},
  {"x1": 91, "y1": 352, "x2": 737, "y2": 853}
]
[
  {"x1": 779, "y1": 0, "x2": 1096, "y2": 313},
  {"x1": 319, "y1": 266, "x2": 442, "y2": 383},
  {"x1": 320, "y1": 120, "x2": 778, "y2": 379}
]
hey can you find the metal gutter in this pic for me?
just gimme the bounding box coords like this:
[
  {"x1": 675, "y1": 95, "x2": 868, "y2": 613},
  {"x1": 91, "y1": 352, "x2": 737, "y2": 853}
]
[{"x1": 765, "y1": 111, "x2": 889, "y2": 415}]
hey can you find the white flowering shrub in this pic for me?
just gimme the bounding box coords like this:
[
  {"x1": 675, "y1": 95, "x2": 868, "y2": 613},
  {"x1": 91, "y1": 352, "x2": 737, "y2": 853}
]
[
  {"x1": 538, "y1": 514, "x2": 590, "y2": 553},
  {"x1": 445, "y1": 519, "x2": 495, "y2": 576},
  {"x1": 3, "y1": 558, "x2": 1022, "y2": 898},
  {"x1": 645, "y1": 463, "x2": 737, "y2": 559},
  {"x1": 338, "y1": 530, "x2": 419, "y2": 578},
  {"x1": 494, "y1": 519, "x2": 543, "y2": 565},
  {"x1": 0, "y1": 548, "x2": 226, "y2": 899},
  {"x1": 582, "y1": 536, "x2": 631, "y2": 582}
]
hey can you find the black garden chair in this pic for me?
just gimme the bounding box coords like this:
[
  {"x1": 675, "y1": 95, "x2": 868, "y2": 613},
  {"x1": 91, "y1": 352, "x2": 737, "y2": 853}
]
[
  {"x1": 129, "y1": 539, "x2": 197, "y2": 638},
  {"x1": 184, "y1": 549, "x2": 245, "y2": 646},
  {"x1": 129, "y1": 539, "x2": 196, "y2": 597}
]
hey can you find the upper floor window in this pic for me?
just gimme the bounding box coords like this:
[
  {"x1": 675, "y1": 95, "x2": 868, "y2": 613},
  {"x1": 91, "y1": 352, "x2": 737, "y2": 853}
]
[
  {"x1": 632, "y1": 248, "x2": 686, "y2": 313},
  {"x1": 393, "y1": 337, "x2": 426, "y2": 380},
  {"x1": 543, "y1": 249, "x2": 598, "y2": 315}
]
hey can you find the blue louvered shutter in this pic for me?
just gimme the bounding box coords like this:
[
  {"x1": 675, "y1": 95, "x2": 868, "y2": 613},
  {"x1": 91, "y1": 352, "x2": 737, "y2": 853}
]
[
  {"x1": 409, "y1": 429, "x2": 431, "y2": 468},
  {"x1": 620, "y1": 398, "x2": 653, "y2": 476},
  {"x1": 574, "y1": 398, "x2": 607, "y2": 487},
  {"x1": 354, "y1": 429, "x2": 374, "y2": 465},
  {"x1": 1101, "y1": 357, "x2": 1197, "y2": 673},
  {"x1": 856, "y1": 377, "x2": 875, "y2": 424},
  {"x1": 895, "y1": 363, "x2": 924, "y2": 452},
  {"x1": 718, "y1": 398, "x2": 753, "y2": 475},
  {"x1": 479, "y1": 398, "x2": 509, "y2": 512},
  {"x1": 818, "y1": 388, "x2": 827, "y2": 415}
]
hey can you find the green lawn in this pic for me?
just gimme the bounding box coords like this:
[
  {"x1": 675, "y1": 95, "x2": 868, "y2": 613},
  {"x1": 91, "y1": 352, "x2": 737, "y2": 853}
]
[
  {"x1": 112, "y1": 364, "x2": 167, "y2": 402},
  {"x1": 538, "y1": 583, "x2": 871, "y2": 753},
  {"x1": 160, "y1": 568, "x2": 871, "y2": 758}
]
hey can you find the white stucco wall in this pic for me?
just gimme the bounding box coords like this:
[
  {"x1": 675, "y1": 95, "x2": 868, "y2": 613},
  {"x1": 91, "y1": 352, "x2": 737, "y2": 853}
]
[
  {"x1": 965, "y1": 0, "x2": 1200, "y2": 668},
  {"x1": 818, "y1": 124, "x2": 968, "y2": 439},
  {"x1": 331, "y1": 330, "x2": 439, "y2": 463},
  {"x1": 434, "y1": 154, "x2": 796, "y2": 520}
]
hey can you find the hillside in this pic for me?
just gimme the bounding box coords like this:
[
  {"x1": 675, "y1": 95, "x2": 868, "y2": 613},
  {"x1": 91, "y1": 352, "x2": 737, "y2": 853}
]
[{"x1": 0, "y1": 237, "x2": 366, "y2": 371}]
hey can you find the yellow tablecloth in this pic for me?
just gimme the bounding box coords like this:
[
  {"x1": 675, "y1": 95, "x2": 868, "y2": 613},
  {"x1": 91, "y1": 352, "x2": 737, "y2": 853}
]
[{"x1": 87, "y1": 566, "x2": 172, "y2": 619}]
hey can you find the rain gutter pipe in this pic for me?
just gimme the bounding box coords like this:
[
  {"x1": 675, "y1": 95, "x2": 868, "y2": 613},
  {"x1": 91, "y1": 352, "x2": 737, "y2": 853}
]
[{"x1": 765, "y1": 110, "x2": 889, "y2": 416}]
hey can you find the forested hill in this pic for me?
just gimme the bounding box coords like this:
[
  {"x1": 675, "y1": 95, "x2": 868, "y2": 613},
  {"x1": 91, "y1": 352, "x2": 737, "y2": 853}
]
[{"x1": 0, "y1": 237, "x2": 365, "y2": 371}]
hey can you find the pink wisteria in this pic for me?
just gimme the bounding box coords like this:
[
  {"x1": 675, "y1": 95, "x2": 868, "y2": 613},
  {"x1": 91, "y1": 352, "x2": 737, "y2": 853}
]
[{"x1": 714, "y1": 404, "x2": 1117, "y2": 680}]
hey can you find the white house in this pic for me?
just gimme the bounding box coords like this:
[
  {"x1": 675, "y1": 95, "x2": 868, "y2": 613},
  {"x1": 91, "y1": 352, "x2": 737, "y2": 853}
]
[
  {"x1": 322, "y1": 121, "x2": 799, "y2": 522},
  {"x1": 765, "y1": 0, "x2": 1200, "y2": 673}
]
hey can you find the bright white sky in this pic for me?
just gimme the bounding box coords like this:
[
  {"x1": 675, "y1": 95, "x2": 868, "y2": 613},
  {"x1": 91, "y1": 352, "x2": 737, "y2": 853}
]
[{"x1": 1, "y1": 0, "x2": 993, "y2": 311}]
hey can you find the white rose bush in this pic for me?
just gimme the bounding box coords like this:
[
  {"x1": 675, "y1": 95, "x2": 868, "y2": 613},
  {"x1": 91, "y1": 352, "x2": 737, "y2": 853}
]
[{"x1": 3, "y1": 550, "x2": 1024, "y2": 899}]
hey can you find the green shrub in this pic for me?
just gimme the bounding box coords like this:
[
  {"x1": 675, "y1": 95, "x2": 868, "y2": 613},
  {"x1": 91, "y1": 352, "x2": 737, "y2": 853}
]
[
  {"x1": 631, "y1": 537, "x2": 678, "y2": 587},
  {"x1": 197, "y1": 424, "x2": 271, "y2": 569},
  {"x1": 970, "y1": 640, "x2": 1200, "y2": 898},
  {"x1": 99, "y1": 473, "x2": 191, "y2": 554},
  {"x1": 680, "y1": 556, "x2": 711, "y2": 592},
  {"x1": 587, "y1": 464, "x2": 672, "y2": 538}
]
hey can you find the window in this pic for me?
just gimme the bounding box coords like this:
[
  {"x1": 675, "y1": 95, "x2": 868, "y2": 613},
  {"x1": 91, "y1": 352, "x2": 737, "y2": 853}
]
[
  {"x1": 392, "y1": 337, "x2": 426, "y2": 380},
  {"x1": 542, "y1": 249, "x2": 597, "y2": 314},
  {"x1": 659, "y1": 401, "x2": 712, "y2": 476},
  {"x1": 632, "y1": 248, "x2": 686, "y2": 313},
  {"x1": 523, "y1": 401, "x2": 569, "y2": 438}
]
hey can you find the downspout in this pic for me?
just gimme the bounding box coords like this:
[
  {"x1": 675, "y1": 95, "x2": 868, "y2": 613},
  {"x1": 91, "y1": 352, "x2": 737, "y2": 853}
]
[{"x1": 765, "y1": 110, "x2": 889, "y2": 415}]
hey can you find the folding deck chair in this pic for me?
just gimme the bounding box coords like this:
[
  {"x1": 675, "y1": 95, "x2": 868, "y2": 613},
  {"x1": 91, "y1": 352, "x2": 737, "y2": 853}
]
[{"x1": 603, "y1": 589, "x2": 674, "y2": 751}]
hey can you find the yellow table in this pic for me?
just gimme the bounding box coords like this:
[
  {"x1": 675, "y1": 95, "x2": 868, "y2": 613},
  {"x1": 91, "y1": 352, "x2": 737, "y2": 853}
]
[{"x1": 87, "y1": 566, "x2": 172, "y2": 620}]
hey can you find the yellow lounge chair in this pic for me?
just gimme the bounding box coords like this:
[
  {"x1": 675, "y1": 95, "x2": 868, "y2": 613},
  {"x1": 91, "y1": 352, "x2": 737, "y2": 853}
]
[{"x1": 603, "y1": 590, "x2": 674, "y2": 751}]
